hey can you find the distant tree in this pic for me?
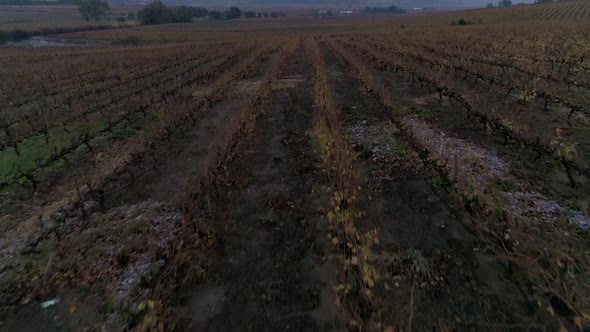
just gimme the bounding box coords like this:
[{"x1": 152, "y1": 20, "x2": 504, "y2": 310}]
[
  {"x1": 77, "y1": 0, "x2": 110, "y2": 22},
  {"x1": 457, "y1": 18, "x2": 468, "y2": 24},
  {"x1": 193, "y1": 7, "x2": 208, "y2": 17},
  {"x1": 173, "y1": 5, "x2": 194, "y2": 22},
  {"x1": 226, "y1": 7, "x2": 241, "y2": 19},
  {"x1": 127, "y1": 12, "x2": 135, "y2": 19},
  {"x1": 498, "y1": 0, "x2": 512, "y2": 6},
  {"x1": 209, "y1": 10, "x2": 222, "y2": 20},
  {"x1": 137, "y1": 1, "x2": 173, "y2": 25},
  {"x1": 363, "y1": 5, "x2": 405, "y2": 14},
  {"x1": 486, "y1": 2, "x2": 494, "y2": 7},
  {"x1": 386, "y1": 5, "x2": 405, "y2": 13},
  {"x1": 452, "y1": 18, "x2": 480, "y2": 25},
  {"x1": 244, "y1": 11, "x2": 257, "y2": 18}
]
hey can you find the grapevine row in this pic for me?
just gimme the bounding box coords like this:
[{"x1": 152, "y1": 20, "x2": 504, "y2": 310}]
[
  {"x1": 332, "y1": 37, "x2": 589, "y2": 185},
  {"x1": 1, "y1": 45, "x2": 256, "y2": 150},
  {"x1": 0, "y1": 43, "x2": 275, "y2": 190}
]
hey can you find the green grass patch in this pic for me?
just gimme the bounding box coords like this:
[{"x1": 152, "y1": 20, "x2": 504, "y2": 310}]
[
  {"x1": 416, "y1": 108, "x2": 436, "y2": 120},
  {"x1": 148, "y1": 111, "x2": 160, "y2": 122},
  {"x1": 574, "y1": 198, "x2": 590, "y2": 215},
  {"x1": 387, "y1": 136, "x2": 408, "y2": 156},
  {"x1": 0, "y1": 120, "x2": 108, "y2": 185},
  {"x1": 0, "y1": 118, "x2": 147, "y2": 187},
  {"x1": 496, "y1": 178, "x2": 521, "y2": 192},
  {"x1": 341, "y1": 106, "x2": 367, "y2": 124},
  {"x1": 430, "y1": 175, "x2": 446, "y2": 188},
  {"x1": 112, "y1": 121, "x2": 144, "y2": 138}
]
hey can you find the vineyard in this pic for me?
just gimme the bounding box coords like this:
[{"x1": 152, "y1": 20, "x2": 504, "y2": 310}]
[
  {"x1": 370, "y1": 0, "x2": 590, "y2": 27},
  {"x1": 0, "y1": 12, "x2": 589, "y2": 332},
  {"x1": 472, "y1": 0, "x2": 590, "y2": 23}
]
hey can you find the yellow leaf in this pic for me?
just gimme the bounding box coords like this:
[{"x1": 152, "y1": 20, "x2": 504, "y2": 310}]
[
  {"x1": 138, "y1": 302, "x2": 147, "y2": 311},
  {"x1": 327, "y1": 211, "x2": 335, "y2": 222},
  {"x1": 557, "y1": 259, "x2": 565, "y2": 269},
  {"x1": 366, "y1": 276, "x2": 375, "y2": 288},
  {"x1": 573, "y1": 316, "x2": 582, "y2": 328}
]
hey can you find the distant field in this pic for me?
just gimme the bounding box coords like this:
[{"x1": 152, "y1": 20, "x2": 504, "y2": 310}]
[
  {"x1": 0, "y1": 5, "x2": 136, "y2": 30},
  {"x1": 457, "y1": 0, "x2": 590, "y2": 23},
  {"x1": 389, "y1": 0, "x2": 590, "y2": 26}
]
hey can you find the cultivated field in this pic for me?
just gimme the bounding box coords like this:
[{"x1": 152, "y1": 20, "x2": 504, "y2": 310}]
[
  {"x1": 399, "y1": 0, "x2": 590, "y2": 26},
  {"x1": 0, "y1": 3, "x2": 589, "y2": 331}
]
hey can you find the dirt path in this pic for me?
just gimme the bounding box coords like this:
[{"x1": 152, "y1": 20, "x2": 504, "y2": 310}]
[
  {"x1": 182, "y1": 44, "x2": 340, "y2": 331},
  {"x1": 319, "y1": 41, "x2": 549, "y2": 330}
]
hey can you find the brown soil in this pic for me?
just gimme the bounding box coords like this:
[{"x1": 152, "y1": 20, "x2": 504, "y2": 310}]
[{"x1": 179, "y1": 45, "x2": 340, "y2": 331}]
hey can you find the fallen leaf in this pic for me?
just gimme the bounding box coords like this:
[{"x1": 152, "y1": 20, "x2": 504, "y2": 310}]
[{"x1": 573, "y1": 316, "x2": 581, "y2": 328}]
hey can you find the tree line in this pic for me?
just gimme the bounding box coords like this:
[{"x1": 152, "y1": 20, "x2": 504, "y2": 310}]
[
  {"x1": 363, "y1": 6, "x2": 406, "y2": 14},
  {"x1": 76, "y1": 0, "x2": 286, "y2": 24}
]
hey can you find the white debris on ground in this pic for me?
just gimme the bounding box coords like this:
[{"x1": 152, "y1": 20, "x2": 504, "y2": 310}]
[
  {"x1": 349, "y1": 120, "x2": 376, "y2": 147},
  {"x1": 98, "y1": 201, "x2": 180, "y2": 304},
  {"x1": 401, "y1": 115, "x2": 507, "y2": 179},
  {"x1": 85, "y1": 201, "x2": 181, "y2": 330},
  {"x1": 506, "y1": 191, "x2": 590, "y2": 230},
  {"x1": 349, "y1": 120, "x2": 399, "y2": 162},
  {"x1": 40, "y1": 298, "x2": 61, "y2": 309},
  {"x1": 569, "y1": 211, "x2": 590, "y2": 230},
  {"x1": 400, "y1": 115, "x2": 590, "y2": 230}
]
